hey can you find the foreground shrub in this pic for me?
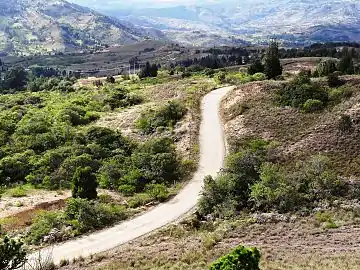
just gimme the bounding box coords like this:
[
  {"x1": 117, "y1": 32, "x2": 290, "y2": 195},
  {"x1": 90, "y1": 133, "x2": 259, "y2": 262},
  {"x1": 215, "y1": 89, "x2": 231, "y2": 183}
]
[
  {"x1": 210, "y1": 246, "x2": 261, "y2": 270},
  {"x1": 0, "y1": 235, "x2": 27, "y2": 270}
]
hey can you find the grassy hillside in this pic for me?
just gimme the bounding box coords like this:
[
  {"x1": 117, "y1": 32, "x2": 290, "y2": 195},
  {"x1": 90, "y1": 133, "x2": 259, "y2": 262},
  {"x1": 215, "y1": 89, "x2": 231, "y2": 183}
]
[{"x1": 61, "y1": 73, "x2": 360, "y2": 270}]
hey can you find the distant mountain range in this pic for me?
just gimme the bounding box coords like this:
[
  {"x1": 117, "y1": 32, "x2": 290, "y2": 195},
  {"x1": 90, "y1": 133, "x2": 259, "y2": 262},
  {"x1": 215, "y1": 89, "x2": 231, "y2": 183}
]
[
  {"x1": 0, "y1": 0, "x2": 164, "y2": 55},
  {"x1": 71, "y1": 0, "x2": 360, "y2": 47},
  {"x1": 1, "y1": 0, "x2": 360, "y2": 55}
]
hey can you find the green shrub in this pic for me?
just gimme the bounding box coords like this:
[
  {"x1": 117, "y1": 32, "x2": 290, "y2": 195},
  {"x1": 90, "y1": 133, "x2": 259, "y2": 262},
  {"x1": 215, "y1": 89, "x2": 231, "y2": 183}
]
[
  {"x1": 250, "y1": 163, "x2": 298, "y2": 212},
  {"x1": 118, "y1": 184, "x2": 136, "y2": 196},
  {"x1": 316, "y1": 59, "x2": 337, "y2": 77},
  {"x1": 71, "y1": 166, "x2": 98, "y2": 200},
  {"x1": 65, "y1": 198, "x2": 127, "y2": 233},
  {"x1": 7, "y1": 186, "x2": 27, "y2": 198},
  {"x1": 276, "y1": 73, "x2": 328, "y2": 108},
  {"x1": 302, "y1": 99, "x2": 324, "y2": 112},
  {"x1": 26, "y1": 211, "x2": 65, "y2": 244},
  {"x1": 145, "y1": 183, "x2": 169, "y2": 202},
  {"x1": 210, "y1": 246, "x2": 261, "y2": 270},
  {"x1": 136, "y1": 101, "x2": 187, "y2": 134},
  {"x1": 329, "y1": 87, "x2": 353, "y2": 104},
  {"x1": 0, "y1": 235, "x2": 27, "y2": 270},
  {"x1": 214, "y1": 72, "x2": 226, "y2": 84},
  {"x1": 248, "y1": 59, "x2": 264, "y2": 75},
  {"x1": 127, "y1": 193, "x2": 153, "y2": 208}
]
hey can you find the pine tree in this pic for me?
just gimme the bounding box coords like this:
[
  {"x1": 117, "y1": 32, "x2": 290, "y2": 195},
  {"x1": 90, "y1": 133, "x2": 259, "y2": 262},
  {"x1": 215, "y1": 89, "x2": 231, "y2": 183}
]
[
  {"x1": 338, "y1": 55, "x2": 354, "y2": 75},
  {"x1": 264, "y1": 40, "x2": 283, "y2": 79},
  {"x1": 72, "y1": 166, "x2": 98, "y2": 200}
]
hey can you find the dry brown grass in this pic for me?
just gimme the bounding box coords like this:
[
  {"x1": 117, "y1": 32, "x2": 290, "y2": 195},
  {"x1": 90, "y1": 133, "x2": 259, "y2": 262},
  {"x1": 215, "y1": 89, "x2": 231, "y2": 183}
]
[
  {"x1": 61, "y1": 210, "x2": 360, "y2": 270},
  {"x1": 222, "y1": 76, "x2": 360, "y2": 176}
]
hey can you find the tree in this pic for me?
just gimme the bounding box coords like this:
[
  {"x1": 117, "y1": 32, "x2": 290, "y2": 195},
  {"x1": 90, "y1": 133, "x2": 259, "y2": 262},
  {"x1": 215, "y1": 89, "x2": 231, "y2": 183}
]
[
  {"x1": 106, "y1": 76, "x2": 115, "y2": 84},
  {"x1": 316, "y1": 59, "x2": 337, "y2": 76},
  {"x1": 247, "y1": 59, "x2": 264, "y2": 75},
  {"x1": 0, "y1": 235, "x2": 27, "y2": 270},
  {"x1": 1, "y1": 67, "x2": 28, "y2": 91},
  {"x1": 338, "y1": 55, "x2": 354, "y2": 75},
  {"x1": 72, "y1": 166, "x2": 98, "y2": 200},
  {"x1": 139, "y1": 62, "x2": 158, "y2": 78},
  {"x1": 264, "y1": 40, "x2": 283, "y2": 79}
]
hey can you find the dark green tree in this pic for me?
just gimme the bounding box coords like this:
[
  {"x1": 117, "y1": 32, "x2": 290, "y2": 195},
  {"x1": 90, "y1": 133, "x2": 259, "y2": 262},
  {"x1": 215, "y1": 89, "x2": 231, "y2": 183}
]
[
  {"x1": 72, "y1": 166, "x2": 98, "y2": 200},
  {"x1": 248, "y1": 59, "x2": 264, "y2": 75},
  {"x1": 0, "y1": 236, "x2": 27, "y2": 270},
  {"x1": 1, "y1": 67, "x2": 28, "y2": 91},
  {"x1": 338, "y1": 55, "x2": 354, "y2": 75},
  {"x1": 139, "y1": 62, "x2": 158, "y2": 78},
  {"x1": 264, "y1": 40, "x2": 283, "y2": 79}
]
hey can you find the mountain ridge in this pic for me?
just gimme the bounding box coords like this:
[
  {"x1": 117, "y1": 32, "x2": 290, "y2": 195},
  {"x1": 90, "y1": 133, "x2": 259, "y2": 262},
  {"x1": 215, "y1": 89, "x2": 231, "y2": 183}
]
[{"x1": 0, "y1": 0, "x2": 161, "y2": 55}]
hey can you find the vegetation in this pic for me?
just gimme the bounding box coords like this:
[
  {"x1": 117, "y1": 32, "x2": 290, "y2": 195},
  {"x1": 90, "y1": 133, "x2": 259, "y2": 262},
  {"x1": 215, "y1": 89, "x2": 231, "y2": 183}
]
[
  {"x1": 210, "y1": 246, "x2": 261, "y2": 270},
  {"x1": 199, "y1": 137, "x2": 358, "y2": 216},
  {"x1": 0, "y1": 235, "x2": 27, "y2": 270},
  {"x1": 136, "y1": 101, "x2": 187, "y2": 134},
  {"x1": 276, "y1": 71, "x2": 328, "y2": 109},
  {"x1": 264, "y1": 40, "x2": 283, "y2": 79},
  {"x1": 26, "y1": 198, "x2": 127, "y2": 245}
]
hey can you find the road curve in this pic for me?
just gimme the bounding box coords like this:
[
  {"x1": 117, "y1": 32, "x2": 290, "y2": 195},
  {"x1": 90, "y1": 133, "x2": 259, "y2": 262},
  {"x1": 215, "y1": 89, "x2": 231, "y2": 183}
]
[{"x1": 28, "y1": 86, "x2": 235, "y2": 266}]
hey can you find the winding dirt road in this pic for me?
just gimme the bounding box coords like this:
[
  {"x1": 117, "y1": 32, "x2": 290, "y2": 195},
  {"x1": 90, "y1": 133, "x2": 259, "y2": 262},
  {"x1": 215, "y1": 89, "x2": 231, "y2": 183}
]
[{"x1": 28, "y1": 86, "x2": 234, "y2": 266}]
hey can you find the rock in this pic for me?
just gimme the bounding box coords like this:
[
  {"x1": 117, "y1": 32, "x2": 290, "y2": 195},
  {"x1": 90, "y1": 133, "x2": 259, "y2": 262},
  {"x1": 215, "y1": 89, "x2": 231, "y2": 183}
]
[{"x1": 252, "y1": 213, "x2": 289, "y2": 223}]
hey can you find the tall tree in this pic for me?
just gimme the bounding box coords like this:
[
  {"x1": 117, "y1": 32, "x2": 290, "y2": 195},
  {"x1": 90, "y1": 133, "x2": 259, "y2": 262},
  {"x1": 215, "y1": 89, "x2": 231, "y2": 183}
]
[
  {"x1": 338, "y1": 55, "x2": 354, "y2": 75},
  {"x1": 264, "y1": 40, "x2": 283, "y2": 79},
  {"x1": 72, "y1": 166, "x2": 98, "y2": 200}
]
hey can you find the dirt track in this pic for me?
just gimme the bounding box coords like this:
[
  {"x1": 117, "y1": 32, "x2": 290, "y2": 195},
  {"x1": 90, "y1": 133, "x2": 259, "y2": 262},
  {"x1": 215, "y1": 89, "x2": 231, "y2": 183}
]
[{"x1": 27, "y1": 86, "x2": 235, "y2": 266}]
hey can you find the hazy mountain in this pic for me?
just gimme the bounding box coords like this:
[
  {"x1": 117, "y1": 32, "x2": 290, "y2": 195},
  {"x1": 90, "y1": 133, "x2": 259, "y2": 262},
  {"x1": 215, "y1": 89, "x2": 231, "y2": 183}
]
[
  {"x1": 0, "y1": 0, "x2": 162, "y2": 55},
  {"x1": 71, "y1": 0, "x2": 360, "y2": 46}
]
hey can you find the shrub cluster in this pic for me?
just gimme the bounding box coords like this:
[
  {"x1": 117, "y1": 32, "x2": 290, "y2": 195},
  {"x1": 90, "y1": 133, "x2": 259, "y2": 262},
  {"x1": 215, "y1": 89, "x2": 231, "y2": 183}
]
[
  {"x1": 198, "y1": 139, "x2": 358, "y2": 217},
  {"x1": 136, "y1": 101, "x2": 187, "y2": 134},
  {"x1": 276, "y1": 71, "x2": 328, "y2": 111},
  {"x1": 26, "y1": 198, "x2": 127, "y2": 245},
  {"x1": 210, "y1": 246, "x2": 261, "y2": 270}
]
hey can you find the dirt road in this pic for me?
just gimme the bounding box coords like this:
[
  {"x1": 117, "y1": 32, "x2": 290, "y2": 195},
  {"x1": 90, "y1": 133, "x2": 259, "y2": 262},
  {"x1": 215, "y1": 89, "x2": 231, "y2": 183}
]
[{"x1": 27, "y1": 86, "x2": 235, "y2": 266}]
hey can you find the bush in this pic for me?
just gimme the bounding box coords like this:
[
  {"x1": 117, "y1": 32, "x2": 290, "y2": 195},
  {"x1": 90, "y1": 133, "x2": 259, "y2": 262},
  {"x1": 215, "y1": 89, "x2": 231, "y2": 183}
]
[
  {"x1": 145, "y1": 183, "x2": 169, "y2": 202},
  {"x1": 327, "y1": 73, "x2": 344, "y2": 88},
  {"x1": 210, "y1": 246, "x2": 261, "y2": 270},
  {"x1": 302, "y1": 99, "x2": 324, "y2": 112},
  {"x1": 65, "y1": 198, "x2": 127, "y2": 234},
  {"x1": 316, "y1": 59, "x2": 337, "y2": 77},
  {"x1": 136, "y1": 101, "x2": 187, "y2": 134},
  {"x1": 338, "y1": 114, "x2": 353, "y2": 133},
  {"x1": 329, "y1": 87, "x2": 353, "y2": 104},
  {"x1": 0, "y1": 235, "x2": 27, "y2": 270},
  {"x1": 276, "y1": 73, "x2": 328, "y2": 108},
  {"x1": 71, "y1": 166, "x2": 98, "y2": 200},
  {"x1": 247, "y1": 59, "x2": 264, "y2": 75},
  {"x1": 214, "y1": 72, "x2": 226, "y2": 84}
]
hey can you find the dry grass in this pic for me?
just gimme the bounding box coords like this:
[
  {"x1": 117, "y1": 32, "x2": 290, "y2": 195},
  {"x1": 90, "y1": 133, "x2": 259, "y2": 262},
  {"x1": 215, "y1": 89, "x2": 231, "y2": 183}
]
[
  {"x1": 61, "y1": 210, "x2": 360, "y2": 270},
  {"x1": 222, "y1": 76, "x2": 360, "y2": 176}
]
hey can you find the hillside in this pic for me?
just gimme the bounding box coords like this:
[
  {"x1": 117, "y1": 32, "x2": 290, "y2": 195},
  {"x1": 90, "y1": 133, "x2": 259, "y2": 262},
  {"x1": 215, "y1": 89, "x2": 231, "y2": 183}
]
[
  {"x1": 59, "y1": 72, "x2": 360, "y2": 270},
  {"x1": 0, "y1": 0, "x2": 160, "y2": 55},
  {"x1": 73, "y1": 0, "x2": 360, "y2": 46}
]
